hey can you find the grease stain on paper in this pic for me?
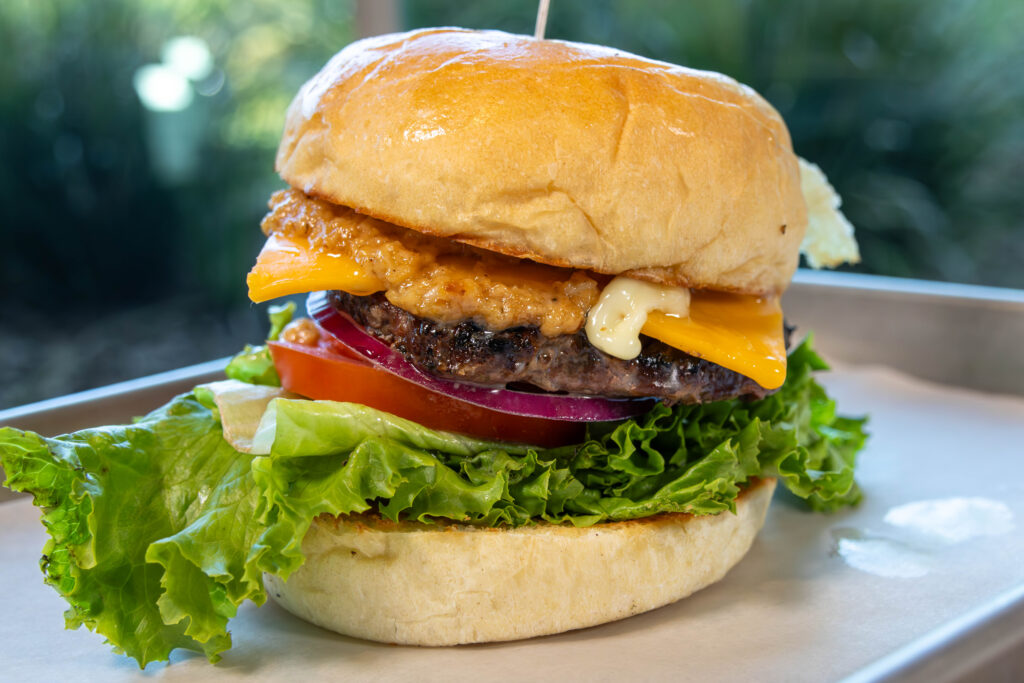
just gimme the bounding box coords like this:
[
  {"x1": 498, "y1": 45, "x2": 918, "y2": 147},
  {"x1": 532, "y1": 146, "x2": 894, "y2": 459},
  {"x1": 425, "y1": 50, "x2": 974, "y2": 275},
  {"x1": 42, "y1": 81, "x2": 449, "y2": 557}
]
[
  {"x1": 832, "y1": 528, "x2": 930, "y2": 578},
  {"x1": 884, "y1": 497, "x2": 1014, "y2": 543},
  {"x1": 831, "y1": 497, "x2": 1015, "y2": 579}
]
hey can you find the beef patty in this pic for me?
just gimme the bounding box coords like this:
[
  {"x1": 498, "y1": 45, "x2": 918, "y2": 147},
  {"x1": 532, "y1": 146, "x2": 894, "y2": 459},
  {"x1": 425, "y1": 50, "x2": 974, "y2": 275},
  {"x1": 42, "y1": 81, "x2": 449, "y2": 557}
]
[{"x1": 329, "y1": 291, "x2": 786, "y2": 404}]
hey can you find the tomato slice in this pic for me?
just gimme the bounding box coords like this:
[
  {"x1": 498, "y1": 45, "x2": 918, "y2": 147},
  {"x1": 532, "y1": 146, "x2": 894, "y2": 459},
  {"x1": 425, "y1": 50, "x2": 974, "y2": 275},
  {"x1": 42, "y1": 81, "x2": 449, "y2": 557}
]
[{"x1": 268, "y1": 340, "x2": 585, "y2": 448}]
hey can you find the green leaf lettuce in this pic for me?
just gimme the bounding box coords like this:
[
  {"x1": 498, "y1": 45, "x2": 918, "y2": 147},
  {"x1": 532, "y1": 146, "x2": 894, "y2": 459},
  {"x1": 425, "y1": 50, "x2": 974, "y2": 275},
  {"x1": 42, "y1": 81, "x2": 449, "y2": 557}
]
[{"x1": 223, "y1": 301, "x2": 295, "y2": 386}]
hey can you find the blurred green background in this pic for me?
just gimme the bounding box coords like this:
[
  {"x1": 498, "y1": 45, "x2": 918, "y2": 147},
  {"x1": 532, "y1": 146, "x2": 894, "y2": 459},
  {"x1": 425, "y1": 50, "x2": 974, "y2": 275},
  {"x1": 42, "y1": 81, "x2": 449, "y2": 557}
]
[{"x1": 1, "y1": 0, "x2": 1022, "y2": 408}]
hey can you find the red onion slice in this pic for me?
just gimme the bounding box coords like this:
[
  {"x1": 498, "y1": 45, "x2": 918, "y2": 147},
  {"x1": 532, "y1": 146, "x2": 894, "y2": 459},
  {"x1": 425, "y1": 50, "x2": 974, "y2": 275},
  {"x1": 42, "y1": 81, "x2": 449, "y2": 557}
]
[{"x1": 306, "y1": 291, "x2": 654, "y2": 422}]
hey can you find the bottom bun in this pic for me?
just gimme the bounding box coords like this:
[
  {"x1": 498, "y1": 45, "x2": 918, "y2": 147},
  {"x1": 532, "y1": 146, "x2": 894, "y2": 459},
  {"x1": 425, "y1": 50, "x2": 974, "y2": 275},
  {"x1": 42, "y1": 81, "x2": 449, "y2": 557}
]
[{"x1": 265, "y1": 478, "x2": 776, "y2": 645}]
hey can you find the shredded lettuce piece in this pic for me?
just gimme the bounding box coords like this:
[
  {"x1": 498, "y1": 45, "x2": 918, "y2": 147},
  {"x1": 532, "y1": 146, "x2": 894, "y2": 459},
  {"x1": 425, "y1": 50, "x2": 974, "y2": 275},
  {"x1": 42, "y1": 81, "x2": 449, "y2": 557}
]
[
  {"x1": 224, "y1": 302, "x2": 295, "y2": 386},
  {"x1": 0, "y1": 337, "x2": 865, "y2": 667}
]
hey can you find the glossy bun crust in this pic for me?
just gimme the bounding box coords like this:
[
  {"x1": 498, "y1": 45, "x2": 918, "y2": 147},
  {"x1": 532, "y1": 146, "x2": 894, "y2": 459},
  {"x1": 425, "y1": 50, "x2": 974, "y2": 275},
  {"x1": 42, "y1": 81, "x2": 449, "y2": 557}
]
[
  {"x1": 277, "y1": 29, "x2": 807, "y2": 295},
  {"x1": 264, "y1": 479, "x2": 775, "y2": 645}
]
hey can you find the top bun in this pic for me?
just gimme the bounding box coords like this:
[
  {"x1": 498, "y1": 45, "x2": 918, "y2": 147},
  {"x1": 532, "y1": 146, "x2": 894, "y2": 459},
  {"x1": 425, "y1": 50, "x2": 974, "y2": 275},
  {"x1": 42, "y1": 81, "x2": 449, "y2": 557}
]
[{"x1": 277, "y1": 28, "x2": 806, "y2": 295}]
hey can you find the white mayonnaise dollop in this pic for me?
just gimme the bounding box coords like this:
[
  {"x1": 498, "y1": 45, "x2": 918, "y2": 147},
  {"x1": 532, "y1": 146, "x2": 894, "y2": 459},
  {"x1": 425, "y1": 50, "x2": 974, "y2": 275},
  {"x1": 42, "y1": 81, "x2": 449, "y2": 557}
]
[{"x1": 585, "y1": 276, "x2": 690, "y2": 360}]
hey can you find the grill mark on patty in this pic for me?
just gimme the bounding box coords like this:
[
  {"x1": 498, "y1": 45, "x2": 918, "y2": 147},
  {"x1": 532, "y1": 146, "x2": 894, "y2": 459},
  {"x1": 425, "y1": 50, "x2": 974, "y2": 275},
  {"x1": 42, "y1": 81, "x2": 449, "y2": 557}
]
[{"x1": 328, "y1": 291, "x2": 787, "y2": 404}]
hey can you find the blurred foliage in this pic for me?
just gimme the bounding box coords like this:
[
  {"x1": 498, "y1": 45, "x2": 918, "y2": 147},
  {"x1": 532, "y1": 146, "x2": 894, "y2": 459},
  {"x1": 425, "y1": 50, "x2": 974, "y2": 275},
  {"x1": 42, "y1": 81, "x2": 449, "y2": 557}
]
[
  {"x1": 0, "y1": 0, "x2": 356, "y2": 314},
  {"x1": 407, "y1": 0, "x2": 1024, "y2": 287},
  {"x1": 0, "y1": 0, "x2": 1022, "y2": 407}
]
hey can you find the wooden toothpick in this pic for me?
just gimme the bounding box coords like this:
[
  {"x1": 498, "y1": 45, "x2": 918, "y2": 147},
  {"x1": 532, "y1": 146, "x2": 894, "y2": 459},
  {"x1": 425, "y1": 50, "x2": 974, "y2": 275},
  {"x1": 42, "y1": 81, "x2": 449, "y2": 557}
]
[{"x1": 534, "y1": 0, "x2": 551, "y2": 40}]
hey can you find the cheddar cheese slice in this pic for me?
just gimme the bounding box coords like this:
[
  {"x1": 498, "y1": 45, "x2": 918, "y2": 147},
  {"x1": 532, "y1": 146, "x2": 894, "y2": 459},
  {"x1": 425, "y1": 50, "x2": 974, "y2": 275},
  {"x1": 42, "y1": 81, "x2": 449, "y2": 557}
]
[
  {"x1": 644, "y1": 294, "x2": 785, "y2": 390},
  {"x1": 247, "y1": 234, "x2": 384, "y2": 303}
]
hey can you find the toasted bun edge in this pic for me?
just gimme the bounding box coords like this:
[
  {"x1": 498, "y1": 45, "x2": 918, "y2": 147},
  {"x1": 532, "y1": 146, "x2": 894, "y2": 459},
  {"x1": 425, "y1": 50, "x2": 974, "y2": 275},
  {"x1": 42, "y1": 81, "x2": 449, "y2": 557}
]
[{"x1": 264, "y1": 478, "x2": 776, "y2": 645}]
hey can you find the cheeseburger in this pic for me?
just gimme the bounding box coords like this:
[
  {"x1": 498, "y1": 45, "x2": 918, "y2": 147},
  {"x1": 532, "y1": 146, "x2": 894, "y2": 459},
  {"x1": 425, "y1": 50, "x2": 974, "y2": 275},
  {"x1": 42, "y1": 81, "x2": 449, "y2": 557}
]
[{"x1": 0, "y1": 29, "x2": 865, "y2": 666}]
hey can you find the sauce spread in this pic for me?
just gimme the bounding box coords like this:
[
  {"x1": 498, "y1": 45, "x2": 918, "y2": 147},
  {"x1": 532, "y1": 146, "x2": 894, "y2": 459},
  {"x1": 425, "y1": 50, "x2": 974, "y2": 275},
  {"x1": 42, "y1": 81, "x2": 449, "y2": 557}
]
[
  {"x1": 259, "y1": 190, "x2": 599, "y2": 336},
  {"x1": 585, "y1": 276, "x2": 691, "y2": 359}
]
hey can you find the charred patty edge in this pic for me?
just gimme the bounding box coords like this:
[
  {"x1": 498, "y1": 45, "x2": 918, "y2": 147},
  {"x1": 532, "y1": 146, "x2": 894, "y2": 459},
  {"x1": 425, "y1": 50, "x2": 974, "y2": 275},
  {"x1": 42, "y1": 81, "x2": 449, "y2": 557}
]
[{"x1": 328, "y1": 290, "x2": 786, "y2": 404}]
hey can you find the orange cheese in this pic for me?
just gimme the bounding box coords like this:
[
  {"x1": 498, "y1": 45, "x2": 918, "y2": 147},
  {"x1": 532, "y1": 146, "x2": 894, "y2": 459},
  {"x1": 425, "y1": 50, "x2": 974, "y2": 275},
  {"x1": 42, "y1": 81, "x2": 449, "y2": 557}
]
[
  {"x1": 247, "y1": 234, "x2": 384, "y2": 303},
  {"x1": 644, "y1": 294, "x2": 786, "y2": 390},
  {"x1": 247, "y1": 235, "x2": 787, "y2": 389}
]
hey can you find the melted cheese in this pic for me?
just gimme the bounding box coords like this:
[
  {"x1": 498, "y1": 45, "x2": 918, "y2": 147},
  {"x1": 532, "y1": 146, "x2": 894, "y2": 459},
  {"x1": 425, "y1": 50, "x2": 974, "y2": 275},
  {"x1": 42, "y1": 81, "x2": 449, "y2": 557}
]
[
  {"x1": 644, "y1": 292, "x2": 786, "y2": 390},
  {"x1": 247, "y1": 233, "x2": 384, "y2": 303},
  {"x1": 247, "y1": 235, "x2": 787, "y2": 390}
]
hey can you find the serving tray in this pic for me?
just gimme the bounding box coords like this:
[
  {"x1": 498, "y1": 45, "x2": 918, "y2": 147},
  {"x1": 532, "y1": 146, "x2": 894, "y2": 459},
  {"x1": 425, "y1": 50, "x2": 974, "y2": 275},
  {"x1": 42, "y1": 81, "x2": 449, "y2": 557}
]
[{"x1": 2, "y1": 272, "x2": 1023, "y2": 682}]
